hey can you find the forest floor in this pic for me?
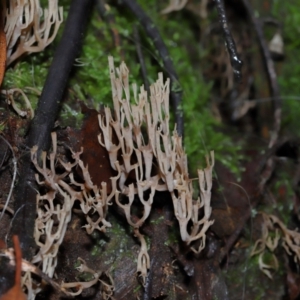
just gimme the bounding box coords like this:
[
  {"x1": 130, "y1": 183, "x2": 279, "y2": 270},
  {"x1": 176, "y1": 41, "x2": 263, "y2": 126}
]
[{"x1": 1, "y1": 0, "x2": 300, "y2": 299}]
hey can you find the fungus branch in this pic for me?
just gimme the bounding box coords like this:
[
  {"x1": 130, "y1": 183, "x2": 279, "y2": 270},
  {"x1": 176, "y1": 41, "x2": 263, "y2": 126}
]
[{"x1": 60, "y1": 259, "x2": 114, "y2": 298}]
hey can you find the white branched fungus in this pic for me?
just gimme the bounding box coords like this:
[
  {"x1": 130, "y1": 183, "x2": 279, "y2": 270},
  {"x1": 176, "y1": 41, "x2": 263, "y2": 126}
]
[
  {"x1": 61, "y1": 258, "x2": 100, "y2": 296},
  {"x1": 98, "y1": 56, "x2": 214, "y2": 283},
  {"x1": 252, "y1": 213, "x2": 300, "y2": 279},
  {"x1": 4, "y1": 0, "x2": 63, "y2": 66},
  {"x1": 61, "y1": 257, "x2": 114, "y2": 298},
  {"x1": 30, "y1": 56, "x2": 215, "y2": 294},
  {"x1": 31, "y1": 132, "x2": 113, "y2": 280}
]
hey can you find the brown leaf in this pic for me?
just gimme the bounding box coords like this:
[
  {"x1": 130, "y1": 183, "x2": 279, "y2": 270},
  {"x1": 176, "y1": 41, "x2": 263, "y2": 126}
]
[{"x1": 80, "y1": 104, "x2": 116, "y2": 193}]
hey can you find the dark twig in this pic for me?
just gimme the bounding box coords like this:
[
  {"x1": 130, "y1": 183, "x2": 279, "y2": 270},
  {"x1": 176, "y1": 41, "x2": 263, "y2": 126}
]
[
  {"x1": 240, "y1": 0, "x2": 281, "y2": 148},
  {"x1": 133, "y1": 26, "x2": 150, "y2": 92},
  {"x1": 97, "y1": 0, "x2": 124, "y2": 60},
  {"x1": 214, "y1": 0, "x2": 243, "y2": 82},
  {"x1": 221, "y1": 0, "x2": 284, "y2": 260},
  {"x1": 241, "y1": 0, "x2": 282, "y2": 198},
  {"x1": 121, "y1": 0, "x2": 184, "y2": 137},
  {"x1": 12, "y1": 0, "x2": 93, "y2": 259}
]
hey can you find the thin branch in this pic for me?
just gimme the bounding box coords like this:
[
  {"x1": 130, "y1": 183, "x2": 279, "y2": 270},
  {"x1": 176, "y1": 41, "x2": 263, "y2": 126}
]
[
  {"x1": 221, "y1": 0, "x2": 284, "y2": 261},
  {"x1": 213, "y1": 0, "x2": 242, "y2": 82},
  {"x1": 240, "y1": 0, "x2": 281, "y2": 148}
]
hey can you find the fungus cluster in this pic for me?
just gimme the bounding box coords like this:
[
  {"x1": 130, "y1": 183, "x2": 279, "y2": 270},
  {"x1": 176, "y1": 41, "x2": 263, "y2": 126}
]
[
  {"x1": 31, "y1": 133, "x2": 114, "y2": 297},
  {"x1": 99, "y1": 57, "x2": 214, "y2": 282},
  {"x1": 4, "y1": 0, "x2": 63, "y2": 66},
  {"x1": 30, "y1": 57, "x2": 214, "y2": 296},
  {"x1": 251, "y1": 213, "x2": 300, "y2": 279},
  {"x1": 31, "y1": 133, "x2": 113, "y2": 278}
]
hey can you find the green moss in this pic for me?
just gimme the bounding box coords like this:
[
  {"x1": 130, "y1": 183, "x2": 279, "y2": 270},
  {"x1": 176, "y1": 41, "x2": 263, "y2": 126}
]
[
  {"x1": 69, "y1": 7, "x2": 144, "y2": 108},
  {"x1": 89, "y1": 215, "x2": 136, "y2": 271},
  {"x1": 0, "y1": 122, "x2": 6, "y2": 134},
  {"x1": 77, "y1": 271, "x2": 95, "y2": 282},
  {"x1": 2, "y1": 54, "x2": 50, "y2": 110},
  {"x1": 164, "y1": 222, "x2": 181, "y2": 247},
  {"x1": 150, "y1": 215, "x2": 164, "y2": 225},
  {"x1": 133, "y1": 285, "x2": 142, "y2": 294}
]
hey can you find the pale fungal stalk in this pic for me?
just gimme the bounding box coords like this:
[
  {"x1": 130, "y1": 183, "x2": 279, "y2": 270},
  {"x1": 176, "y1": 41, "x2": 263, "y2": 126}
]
[
  {"x1": 99, "y1": 56, "x2": 215, "y2": 283},
  {"x1": 161, "y1": 0, "x2": 188, "y2": 14},
  {"x1": 161, "y1": 0, "x2": 209, "y2": 19},
  {"x1": 61, "y1": 258, "x2": 100, "y2": 296},
  {"x1": 60, "y1": 258, "x2": 114, "y2": 298},
  {"x1": 1, "y1": 88, "x2": 34, "y2": 118}
]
